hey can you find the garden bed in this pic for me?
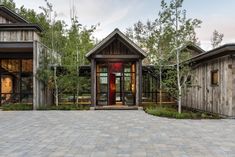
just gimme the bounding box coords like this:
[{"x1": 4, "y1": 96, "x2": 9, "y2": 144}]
[
  {"x1": 145, "y1": 104, "x2": 221, "y2": 119},
  {"x1": 38, "y1": 104, "x2": 90, "y2": 110},
  {"x1": 1, "y1": 104, "x2": 90, "y2": 111},
  {"x1": 1, "y1": 104, "x2": 33, "y2": 111}
]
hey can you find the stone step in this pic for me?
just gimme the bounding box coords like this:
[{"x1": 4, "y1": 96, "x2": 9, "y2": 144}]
[{"x1": 90, "y1": 106, "x2": 143, "y2": 110}]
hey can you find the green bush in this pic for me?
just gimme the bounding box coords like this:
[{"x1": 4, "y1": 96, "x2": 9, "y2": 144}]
[
  {"x1": 2, "y1": 104, "x2": 33, "y2": 111},
  {"x1": 145, "y1": 105, "x2": 221, "y2": 119},
  {"x1": 38, "y1": 104, "x2": 90, "y2": 110}
]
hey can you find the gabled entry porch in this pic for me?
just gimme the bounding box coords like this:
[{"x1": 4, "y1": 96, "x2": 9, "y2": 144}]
[{"x1": 86, "y1": 28, "x2": 147, "y2": 107}]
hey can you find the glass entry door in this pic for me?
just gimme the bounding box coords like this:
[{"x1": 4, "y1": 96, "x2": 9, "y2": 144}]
[{"x1": 96, "y1": 62, "x2": 136, "y2": 106}]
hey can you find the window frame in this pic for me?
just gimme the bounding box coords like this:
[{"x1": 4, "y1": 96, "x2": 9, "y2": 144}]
[{"x1": 211, "y1": 70, "x2": 219, "y2": 86}]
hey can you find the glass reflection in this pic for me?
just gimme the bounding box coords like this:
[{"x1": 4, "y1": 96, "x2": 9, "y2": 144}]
[{"x1": 0, "y1": 59, "x2": 33, "y2": 104}]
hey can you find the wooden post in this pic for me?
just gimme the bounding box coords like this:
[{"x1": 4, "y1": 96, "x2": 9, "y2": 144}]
[
  {"x1": 33, "y1": 41, "x2": 38, "y2": 110},
  {"x1": 91, "y1": 59, "x2": 96, "y2": 107},
  {"x1": 135, "y1": 61, "x2": 139, "y2": 106},
  {"x1": 139, "y1": 59, "x2": 142, "y2": 106}
]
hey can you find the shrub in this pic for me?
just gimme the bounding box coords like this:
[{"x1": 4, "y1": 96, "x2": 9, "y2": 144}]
[
  {"x1": 2, "y1": 104, "x2": 33, "y2": 111},
  {"x1": 145, "y1": 105, "x2": 221, "y2": 119},
  {"x1": 38, "y1": 104, "x2": 90, "y2": 110}
]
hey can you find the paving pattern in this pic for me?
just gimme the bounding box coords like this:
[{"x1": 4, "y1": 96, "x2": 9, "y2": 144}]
[{"x1": 0, "y1": 110, "x2": 234, "y2": 157}]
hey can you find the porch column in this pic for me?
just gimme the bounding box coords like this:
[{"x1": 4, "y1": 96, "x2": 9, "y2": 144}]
[
  {"x1": 91, "y1": 59, "x2": 96, "y2": 107},
  {"x1": 135, "y1": 60, "x2": 140, "y2": 106},
  {"x1": 139, "y1": 59, "x2": 142, "y2": 105},
  {"x1": 33, "y1": 41, "x2": 39, "y2": 110}
]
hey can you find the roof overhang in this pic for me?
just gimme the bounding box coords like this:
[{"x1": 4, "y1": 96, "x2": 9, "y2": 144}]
[
  {"x1": 190, "y1": 44, "x2": 235, "y2": 62},
  {"x1": 0, "y1": 41, "x2": 33, "y2": 53},
  {"x1": 0, "y1": 23, "x2": 43, "y2": 32}
]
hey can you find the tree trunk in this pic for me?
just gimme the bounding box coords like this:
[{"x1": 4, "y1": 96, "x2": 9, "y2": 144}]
[
  {"x1": 176, "y1": 49, "x2": 182, "y2": 114},
  {"x1": 175, "y1": 1, "x2": 181, "y2": 114},
  {"x1": 54, "y1": 66, "x2": 59, "y2": 106},
  {"x1": 159, "y1": 65, "x2": 162, "y2": 106}
]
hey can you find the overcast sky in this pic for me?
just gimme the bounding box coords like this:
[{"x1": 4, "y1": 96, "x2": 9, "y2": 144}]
[{"x1": 15, "y1": 0, "x2": 235, "y2": 50}]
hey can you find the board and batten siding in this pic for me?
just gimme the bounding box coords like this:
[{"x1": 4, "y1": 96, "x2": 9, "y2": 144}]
[{"x1": 182, "y1": 55, "x2": 235, "y2": 117}]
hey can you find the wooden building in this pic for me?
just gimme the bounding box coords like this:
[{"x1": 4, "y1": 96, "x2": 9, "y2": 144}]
[
  {"x1": 1, "y1": 5, "x2": 234, "y2": 117},
  {"x1": 0, "y1": 5, "x2": 50, "y2": 109},
  {"x1": 182, "y1": 44, "x2": 235, "y2": 117},
  {"x1": 86, "y1": 29, "x2": 147, "y2": 107}
]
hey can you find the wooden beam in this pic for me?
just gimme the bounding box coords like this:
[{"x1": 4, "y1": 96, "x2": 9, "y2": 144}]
[{"x1": 94, "y1": 55, "x2": 140, "y2": 59}]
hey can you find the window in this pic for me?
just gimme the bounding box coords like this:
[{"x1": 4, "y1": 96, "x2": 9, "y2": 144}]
[
  {"x1": 0, "y1": 59, "x2": 33, "y2": 104},
  {"x1": 96, "y1": 64, "x2": 108, "y2": 105},
  {"x1": 211, "y1": 70, "x2": 219, "y2": 86}
]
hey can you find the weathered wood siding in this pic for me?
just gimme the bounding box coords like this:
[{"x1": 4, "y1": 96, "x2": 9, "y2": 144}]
[
  {"x1": 0, "y1": 30, "x2": 40, "y2": 42},
  {"x1": 182, "y1": 55, "x2": 235, "y2": 117},
  {"x1": 97, "y1": 38, "x2": 137, "y2": 55},
  {"x1": 0, "y1": 15, "x2": 12, "y2": 23},
  {"x1": 232, "y1": 56, "x2": 235, "y2": 117}
]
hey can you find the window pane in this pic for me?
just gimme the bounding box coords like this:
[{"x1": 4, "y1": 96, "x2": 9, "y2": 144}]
[
  {"x1": 1, "y1": 60, "x2": 20, "y2": 72},
  {"x1": 97, "y1": 76, "x2": 108, "y2": 93},
  {"x1": 22, "y1": 59, "x2": 33, "y2": 72},
  {"x1": 97, "y1": 64, "x2": 107, "y2": 72},
  {"x1": 21, "y1": 94, "x2": 33, "y2": 103},
  {"x1": 21, "y1": 76, "x2": 33, "y2": 93},
  {"x1": 211, "y1": 70, "x2": 219, "y2": 85},
  {"x1": 1, "y1": 75, "x2": 13, "y2": 94},
  {"x1": 124, "y1": 76, "x2": 131, "y2": 92},
  {"x1": 1, "y1": 94, "x2": 20, "y2": 104},
  {"x1": 97, "y1": 93, "x2": 107, "y2": 105}
]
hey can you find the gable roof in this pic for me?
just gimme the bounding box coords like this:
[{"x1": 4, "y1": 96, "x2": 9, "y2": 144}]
[
  {"x1": 0, "y1": 5, "x2": 28, "y2": 23},
  {"x1": 185, "y1": 44, "x2": 205, "y2": 54},
  {"x1": 0, "y1": 5, "x2": 43, "y2": 32},
  {"x1": 85, "y1": 28, "x2": 147, "y2": 59}
]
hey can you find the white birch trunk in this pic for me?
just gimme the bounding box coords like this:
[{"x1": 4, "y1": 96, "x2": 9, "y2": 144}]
[{"x1": 54, "y1": 66, "x2": 59, "y2": 106}]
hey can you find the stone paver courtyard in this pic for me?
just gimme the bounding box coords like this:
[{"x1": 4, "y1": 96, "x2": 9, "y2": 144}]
[{"x1": 0, "y1": 110, "x2": 234, "y2": 157}]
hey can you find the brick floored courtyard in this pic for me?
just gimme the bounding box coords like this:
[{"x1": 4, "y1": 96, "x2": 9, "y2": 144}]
[{"x1": 0, "y1": 110, "x2": 234, "y2": 157}]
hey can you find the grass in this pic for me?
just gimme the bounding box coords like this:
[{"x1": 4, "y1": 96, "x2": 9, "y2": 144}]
[
  {"x1": 145, "y1": 104, "x2": 221, "y2": 119},
  {"x1": 1, "y1": 104, "x2": 33, "y2": 111}
]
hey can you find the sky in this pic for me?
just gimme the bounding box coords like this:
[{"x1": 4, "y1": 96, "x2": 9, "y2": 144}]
[{"x1": 14, "y1": 0, "x2": 235, "y2": 51}]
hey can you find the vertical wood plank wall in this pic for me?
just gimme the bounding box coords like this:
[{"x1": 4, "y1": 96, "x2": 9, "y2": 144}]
[
  {"x1": 0, "y1": 31, "x2": 40, "y2": 42},
  {"x1": 182, "y1": 55, "x2": 235, "y2": 117}
]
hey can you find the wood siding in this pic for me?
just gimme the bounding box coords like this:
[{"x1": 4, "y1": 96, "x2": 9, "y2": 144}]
[
  {"x1": 96, "y1": 39, "x2": 137, "y2": 56},
  {"x1": 0, "y1": 30, "x2": 40, "y2": 42},
  {"x1": 182, "y1": 55, "x2": 235, "y2": 117},
  {"x1": 0, "y1": 15, "x2": 12, "y2": 24}
]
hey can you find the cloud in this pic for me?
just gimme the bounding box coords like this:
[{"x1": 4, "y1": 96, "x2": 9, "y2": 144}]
[{"x1": 196, "y1": 14, "x2": 235, "y2": 50}]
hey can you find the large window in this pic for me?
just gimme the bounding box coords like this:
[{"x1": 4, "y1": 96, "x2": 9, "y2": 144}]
[
  {"x1": 142, "y1": 73, "x2": 157, "y2": 102},
  {"x1": 0, "y1": 59, "x2": 33, "y2": 104},
  {"x1": 123, "y1": 63, "x2": 135, "y2": 105},
  {"x1": 96, "y1": 64, "x2": 108, "y2": 105}
]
